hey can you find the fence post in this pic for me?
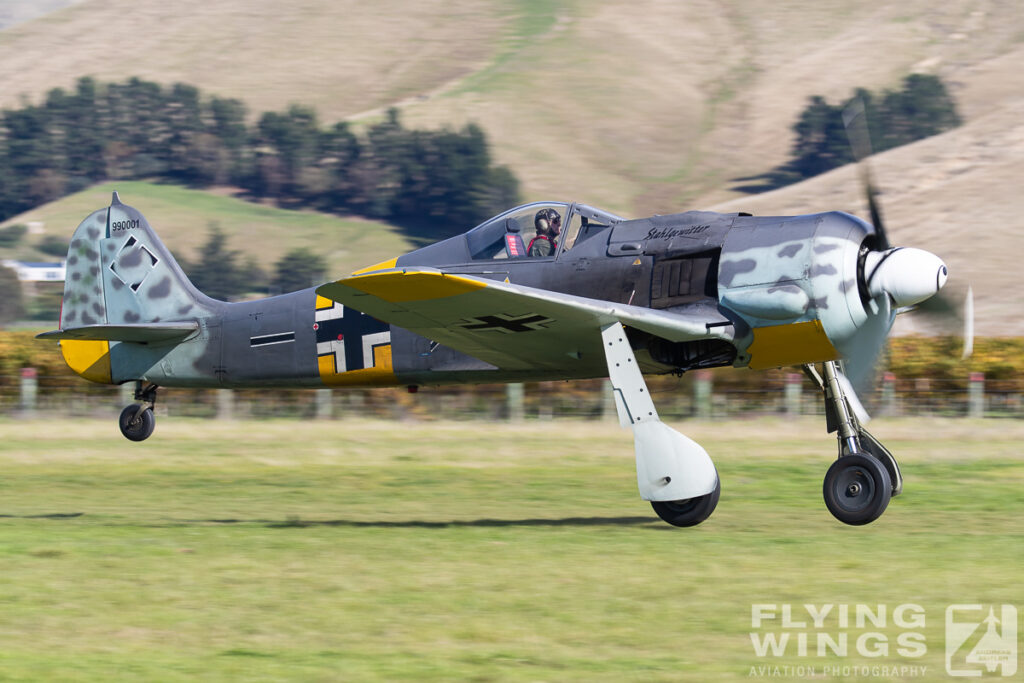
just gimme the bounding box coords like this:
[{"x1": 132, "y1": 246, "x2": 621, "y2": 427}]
[
  {"x1": 19, "y1": 367, "x2": 37, "y2": 413},
  {"x1": 119, "y1": 382, "x2": 134, "y2": 409},
  {"x1": 785, "y1": 373, "x2": 802, "y2": 416},
  {"x1": 968, "y1": 372, "x2": 985, "y2": 418},
  {"x1": 881, "y1": 372, "x2": 896, "y2": 417},
  {"x1": 347, "y1": 391, "x2": 365, "y2": 419},
  {"x1": 316, "y1": 388, "x2": 333, "y2": 420},
  {"x1": 537, "y1": 382, "x2": 553, "y2": 421},
  {"x1": 694, "y1": 369, "x2": 712, "y2": 419},
  {"x1": 217, "y1": 389, "x2": 234, "y2": 420},
  {"x1": 601, "y1": 378, "x2": 617, "y2": 421},
  {"x1": 506, "y1": 382, "x2": 524, "y2": 422},
  {"x1": 915, "y1": 378, "x2": 931, "y2": 415}
]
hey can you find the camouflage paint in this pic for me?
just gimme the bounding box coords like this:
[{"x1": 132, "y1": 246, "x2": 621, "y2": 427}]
[
  {"x1": 48, "y1": 195, "x2": 891, "y2": 390},
  {"x1": 715, "y1": 211, "x2": 875, "y2": 369}
]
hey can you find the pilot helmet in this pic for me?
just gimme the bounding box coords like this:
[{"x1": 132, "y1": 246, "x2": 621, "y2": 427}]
[{"x1": 535, "y1": 208, "x2": 561, "y2": 235}]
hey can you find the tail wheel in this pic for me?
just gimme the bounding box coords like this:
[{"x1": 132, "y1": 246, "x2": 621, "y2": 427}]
[
  {"x1": 119, "y1": 405, "x2": 155, "y2": 442},
  {"x1": 650, "y1": 476, "x2": 721, "y2": 527},
  {"x1": 823, "y1": 453, "x2": 891, "y2": 525}
]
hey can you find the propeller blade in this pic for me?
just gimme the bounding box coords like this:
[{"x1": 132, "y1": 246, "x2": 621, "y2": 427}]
[
  {"x1": 914, "y1": 289, "x2": 959, "y2": 318},
  {"x1": 841, "y1": 98, "x2": 874, "y2": 161},
  {"x1": 841, "y1": 294, "x2": 894, "y2": 398},
  {"x1": 900, "y1": 282, "x2": 973, "y2": 358},
  {"x1": 962, "y1": 285, "x2": 974, "y2": 359},
  {"x1": 842, "y1": 98, "x2": 890, "y2": 250},
  {"x1": 911, "y1": 283, "x2": 971, "y2": 333},
  {"x1": 836, "y1": 369, "x2": 872, "y2": 424}
]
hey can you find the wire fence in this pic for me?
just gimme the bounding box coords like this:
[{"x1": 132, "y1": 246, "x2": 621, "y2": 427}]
[{"x1": 4, "y1": 372, "x2": 1022, "y2": 421}]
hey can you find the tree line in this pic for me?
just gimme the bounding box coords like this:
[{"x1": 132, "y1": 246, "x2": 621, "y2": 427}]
[
  {"x1": 0, "y1": 217, "x2": 322, "y2": 312},
  {"x1": 177, "y1": 224, "x2": 327, "y2": 300},
  {"x1": 0, "y1": 77, "x2": 520, "y2": 236},
  {"x1": 732, "y1": 74, "x2": 962, "y2": 193},
  {"x1": 788, "y1": 74, "x2": 961, "y2": 179}
]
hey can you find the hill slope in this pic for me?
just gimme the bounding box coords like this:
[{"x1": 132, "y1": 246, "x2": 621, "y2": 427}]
[
  {"x1": 1, "y1": 1, "x2": 1021, "y2": 334},
  {"x1": 3, "y1": 2, "x2": 1022, "y2": 212},
  {"x1": 0, "y1": 0, "x2": 502, "y2": 128},
  {"x1": 0, "y1": 0, "x2": 81, "y2": 30},
  {"x1": 0, "y1": 182, "x2": 415, "y2": 278}
]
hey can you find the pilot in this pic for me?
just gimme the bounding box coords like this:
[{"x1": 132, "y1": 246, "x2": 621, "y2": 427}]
[{"x1": 528, "y1": 208, "x2": 561, "y2": 257}]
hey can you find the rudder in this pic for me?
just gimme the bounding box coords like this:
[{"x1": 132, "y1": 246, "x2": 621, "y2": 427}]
[{"x1": 60, "y1": 192, "x2": 212, "y2": 329}]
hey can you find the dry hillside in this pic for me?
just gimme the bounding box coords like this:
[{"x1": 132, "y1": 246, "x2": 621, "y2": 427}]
[
  {"x1": 1, "y1": 0, "x2": 1021, "y2": 334},
  {"x1": 0, "y1": 0, "x2": 81, "y2": 31}
]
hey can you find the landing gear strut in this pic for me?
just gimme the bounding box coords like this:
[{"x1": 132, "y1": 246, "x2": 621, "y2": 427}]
[
  {"x1": 804, "y1": 361, "x2": 901, "y2": 525},
  {"x1": 119, "y1": 381, "x2": 158, "y2": 442},
  {"x1": 602, "y1": 322, "x2": 720, "y2": 527}
]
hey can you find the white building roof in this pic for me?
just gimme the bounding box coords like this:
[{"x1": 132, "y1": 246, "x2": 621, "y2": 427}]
[{"x1": 1, "y1": 259, "x2": 66, "y2": 282}]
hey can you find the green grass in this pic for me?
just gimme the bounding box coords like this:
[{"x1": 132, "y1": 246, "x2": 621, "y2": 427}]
[
  {"x1": 0, "y1": 417, "x2": 1020, "y2": 680},
  {"x1": 0, "y1": 181, "x2": 416, "y2": 277}
]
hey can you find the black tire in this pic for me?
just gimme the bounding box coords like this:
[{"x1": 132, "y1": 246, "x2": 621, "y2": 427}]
[
  {"x1": 119, "y1": 405, "x2": 155, "y2": 442},
  {"x1": 651, "y1": 476, "x2": 721, "y2": 527},
  {"x1": 823, "y1": 453, "x2": 891, "y2": 525}
]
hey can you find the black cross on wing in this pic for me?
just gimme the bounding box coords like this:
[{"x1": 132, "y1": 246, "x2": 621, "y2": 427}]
[{"x1": 458, "y1": 313, "x2": 555, "y2": 333}]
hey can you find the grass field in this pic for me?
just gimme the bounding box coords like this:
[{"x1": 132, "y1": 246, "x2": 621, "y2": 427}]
[{"x1": 0, "y1": 417, "x2": 1020, "y2": 681}]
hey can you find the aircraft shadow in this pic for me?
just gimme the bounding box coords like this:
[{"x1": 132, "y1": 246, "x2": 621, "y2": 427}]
[
  {"x1": 0, "y1": 513, "x2": 85, "y2": 519},
  {"x1": 209, "y1": 516, "x2": 659, "y2": 529},
  {"x1": 0, "y1": 513, "x2": 663, "y2": 529}
]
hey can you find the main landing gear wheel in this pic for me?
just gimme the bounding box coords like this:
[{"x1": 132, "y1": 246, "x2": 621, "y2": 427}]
[
  {"x1": 118, "y1": 405, "x2": 155, "y2": 442},
  {"x1": 650, "y1": 477, "x2": 721, "y2": 527},
  {"x1": 823, "y1": 453, "x2": 891, "y2": 526}
]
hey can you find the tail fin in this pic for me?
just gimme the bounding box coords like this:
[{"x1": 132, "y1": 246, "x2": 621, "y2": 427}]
[
  {"x1": 59, "y1": 192, "x2": 212, "y2": 329},
  {"x1": 41, "y1": 192, "x2": 217, "y2": 383}
]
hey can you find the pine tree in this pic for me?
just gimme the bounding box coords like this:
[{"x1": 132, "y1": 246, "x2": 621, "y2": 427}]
[
  {"x1": 272, "y1": 248, "x2": 326, "y2": 293},
  {"x1": 182, "y1": 224, "x2": 246, "y2": 300}
]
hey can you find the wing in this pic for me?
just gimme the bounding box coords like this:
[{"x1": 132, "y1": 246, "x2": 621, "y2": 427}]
[{"x1": 316, "y1": 268, "x2": 734, "y2": 372}]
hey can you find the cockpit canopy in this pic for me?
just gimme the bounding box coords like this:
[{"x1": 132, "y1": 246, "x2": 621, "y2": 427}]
[
  {"x1": 396, "y1": 201, "x2": 624, "y2": 268},
  {"x1": 465, "y1": 202, "x2": 624, "y2": 261}
]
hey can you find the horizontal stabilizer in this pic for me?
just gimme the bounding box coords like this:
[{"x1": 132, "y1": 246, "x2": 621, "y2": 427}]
[{"x1": 36, "y1": 322, "x2": 199, "y2": 343}]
